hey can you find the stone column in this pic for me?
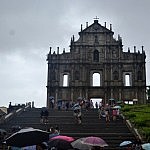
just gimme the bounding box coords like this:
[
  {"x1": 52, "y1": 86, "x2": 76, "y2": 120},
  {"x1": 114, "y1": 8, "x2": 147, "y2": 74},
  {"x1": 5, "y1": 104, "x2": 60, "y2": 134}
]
[
  {"x1": 71, "y1": 88, "x2": 74, "y2": 102},
  {"x1": 86, "y1": 89, "x2": 88, "y2": 100}
]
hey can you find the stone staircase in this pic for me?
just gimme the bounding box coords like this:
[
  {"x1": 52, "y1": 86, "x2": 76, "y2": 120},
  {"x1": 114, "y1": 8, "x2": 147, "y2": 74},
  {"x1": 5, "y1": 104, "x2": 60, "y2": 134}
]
[{"x1": 0, "y1": 107, "x2": 136, "y2": 149}]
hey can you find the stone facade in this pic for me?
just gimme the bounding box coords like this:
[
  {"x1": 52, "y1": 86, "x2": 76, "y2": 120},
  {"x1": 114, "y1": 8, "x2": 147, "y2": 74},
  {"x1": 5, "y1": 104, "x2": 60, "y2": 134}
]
[{"x1": 46, "y1": 19, "x2": 146, "y2": 108}]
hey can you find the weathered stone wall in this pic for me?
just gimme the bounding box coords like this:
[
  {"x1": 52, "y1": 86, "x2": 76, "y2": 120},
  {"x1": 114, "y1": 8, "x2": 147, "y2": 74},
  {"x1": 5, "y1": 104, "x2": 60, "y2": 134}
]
[{"x1": 46, "y1": 20, "x2": 146, "y2": 108}]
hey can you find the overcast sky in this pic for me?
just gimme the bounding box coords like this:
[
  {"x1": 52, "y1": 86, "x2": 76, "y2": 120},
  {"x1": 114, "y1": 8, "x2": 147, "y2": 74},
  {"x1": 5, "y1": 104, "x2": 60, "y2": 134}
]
[{"x1": 0, "y1": 0, "x2": 150, "y2": 108}]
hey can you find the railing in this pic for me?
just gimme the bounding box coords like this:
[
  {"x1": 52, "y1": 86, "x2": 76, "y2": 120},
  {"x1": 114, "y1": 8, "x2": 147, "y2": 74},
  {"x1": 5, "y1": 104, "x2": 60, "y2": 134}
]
[
  {"x1": 0, "y1": 105, "x2": 31, "y2": 124},
  {"x1": 121, "y1": 113, "x2": 143, "y2": 142}
]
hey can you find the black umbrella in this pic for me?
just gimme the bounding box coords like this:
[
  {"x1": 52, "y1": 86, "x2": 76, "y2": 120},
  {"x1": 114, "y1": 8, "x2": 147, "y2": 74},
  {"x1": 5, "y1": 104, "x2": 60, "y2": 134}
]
[
  {"x1": 5, "y1": 127, "x2": 49, "y2": 147},
  {"x1": 48, "y1": 139, "x2": 73, "y2": 150}
]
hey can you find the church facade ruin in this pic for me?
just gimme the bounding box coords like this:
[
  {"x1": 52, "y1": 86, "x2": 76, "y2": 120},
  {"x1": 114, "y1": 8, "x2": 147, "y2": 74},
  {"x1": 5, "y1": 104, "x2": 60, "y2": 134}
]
[{"x1": 46, "y1": 19, "x2": 146, "y2": 108}]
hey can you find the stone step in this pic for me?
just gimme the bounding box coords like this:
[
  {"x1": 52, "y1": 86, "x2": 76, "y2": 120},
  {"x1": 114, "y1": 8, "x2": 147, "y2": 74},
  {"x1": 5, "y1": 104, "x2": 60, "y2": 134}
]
[{"x1": 0, "y1": 108, "x2": 136, "y2": 149}]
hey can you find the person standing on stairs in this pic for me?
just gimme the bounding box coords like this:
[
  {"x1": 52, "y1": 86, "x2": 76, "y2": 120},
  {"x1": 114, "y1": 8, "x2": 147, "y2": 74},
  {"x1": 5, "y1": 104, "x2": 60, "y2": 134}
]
[
  {"x1": 105, "y1": 104, "x2": 110, "y2": 124},
  {"x1": 72, "y1": 103, "x2": 82, "y2": 124}
]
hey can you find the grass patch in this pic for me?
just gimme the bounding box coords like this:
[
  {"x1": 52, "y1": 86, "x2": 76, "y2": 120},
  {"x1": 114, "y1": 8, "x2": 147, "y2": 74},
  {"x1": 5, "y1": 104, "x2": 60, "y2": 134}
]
[{"x1": 121, "y1": 104, "x2": 150, "y2": 142}]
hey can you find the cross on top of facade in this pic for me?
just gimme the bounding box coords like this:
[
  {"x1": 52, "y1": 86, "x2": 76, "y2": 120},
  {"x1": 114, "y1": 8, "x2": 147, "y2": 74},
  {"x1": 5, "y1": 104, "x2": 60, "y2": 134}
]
[{"x1": 93, "y1": 16, "x2": 99, "y2": 20}]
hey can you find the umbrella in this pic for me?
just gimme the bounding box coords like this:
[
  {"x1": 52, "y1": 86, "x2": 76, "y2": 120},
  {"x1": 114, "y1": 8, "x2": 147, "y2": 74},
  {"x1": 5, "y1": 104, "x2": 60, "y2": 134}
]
[
  {"x1": 116, "y1": 100, "x2": 122, "y2": 104},
  {"x1": 5, "y1": 127, "x2": 49, "y2": 147},
  {"x1": 73, "y1": 103, "x2": 80, "y2": 107},
  {"x1": 82, "y1": 136, "x2": 108, "y2": 147},
  {"x1": 72, "y1": 103, "x2": 81, "y2": 110},
  {"x1": 109, "y1": 98, "x2": 115, "y2": 101},
  {"x1": 74, "y1": 106, "x2": 81, "y2": 110},
  {"x1": 0, "y1": 128, "x2": 7, "y2": 135},
  {"x1": 77, "y1": 97, "x2": 82, "y2": 100},
  {"x1": 49, "y1": 96, "x2": 54, "y2": 100},
  {"x1": 48, "y1": 139, "x2": 73, "y2": 150},
  {"x1": 120, "y1": 141, "x2": 132, "y2": 146},
  {"x1": 71, "y1": 137, "x2": 92, "y2": 150},
  {"x1": 113, "y1": 105, "x2": 121, "y2": 109},
  {"x1": 51, "y1": 135, "x2": 75, "y2": 142},
  {"x1": 142, "y1": 143, "x2": 150, "y2": 150}
]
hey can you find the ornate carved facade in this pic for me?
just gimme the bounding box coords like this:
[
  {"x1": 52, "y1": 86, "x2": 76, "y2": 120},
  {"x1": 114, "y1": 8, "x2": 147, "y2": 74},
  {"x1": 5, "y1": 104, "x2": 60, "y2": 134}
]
[{"x1": 46, "y1": 19, "x2": 146, "y2": 108}]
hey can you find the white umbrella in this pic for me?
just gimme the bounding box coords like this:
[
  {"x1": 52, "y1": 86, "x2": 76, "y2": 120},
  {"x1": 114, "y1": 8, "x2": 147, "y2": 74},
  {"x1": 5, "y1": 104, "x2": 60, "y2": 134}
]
[
  {"x1": 142, "y1": 143, "x2": 150, "y2": 150},
  {"x1": 71, "y1": 138, "x2": 92, "y2": 150},
  {"x1": 113, "y1": 105, "x2": 121, "y2": 109},
  {"x1": 120, "y1": 141, "x2": 132, "y2": 146},
  {"x1": 73, "y1": 106, "x2": 81, "y2": 110},
  {"x1": 72, "y1": 103, "x2": 80, "y2": 110}
]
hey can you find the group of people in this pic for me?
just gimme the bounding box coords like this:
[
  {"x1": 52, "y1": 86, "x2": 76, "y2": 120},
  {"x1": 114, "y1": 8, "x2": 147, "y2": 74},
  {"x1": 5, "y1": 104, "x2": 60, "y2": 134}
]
[
  {"x1": 7, "y1": 126, "x2": 61, "y2": 150},
  {"x1": 72, "y1": 99, "x2": 122, "y2": 125},
  {"x1": 98, "y1": 103, "x2": 120, "y2": 124}
]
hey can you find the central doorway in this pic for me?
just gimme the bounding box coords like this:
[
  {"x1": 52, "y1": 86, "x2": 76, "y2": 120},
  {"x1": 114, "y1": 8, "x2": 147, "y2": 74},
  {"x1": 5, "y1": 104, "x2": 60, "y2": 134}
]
[{"x1": 90, "y1": 98, "x2": 102, "y2": 108}]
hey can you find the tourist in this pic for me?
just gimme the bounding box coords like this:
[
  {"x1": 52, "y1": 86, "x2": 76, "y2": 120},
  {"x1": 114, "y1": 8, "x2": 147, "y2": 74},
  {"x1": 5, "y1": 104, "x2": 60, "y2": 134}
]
[
  {"x1": 85, "y1": 100, "x2": 90, "y2": 111},
  {"x1": 98, "y1": 101, "x2": 102, "y2": 109},
  {"x1": 73, "y1": 104, "x2": 82, "y2": 124},
  {"x1": 95, "y1": 102, "x2": 98, "y2": 109},
  {"x1": 100, "y1": 106, "x2": 105, "y2": 118},
  {"x1": 49, "y1": 97, "x2": 54, "y2": 109},
  {"x1": 112, "y1": 108, "x2": 117, "y2": 121},
  {"x1": 49, "y1": 126, "x2": 59, "y2": 138},
  {"x1": 55, "y1": 126, "x2": 60, "y2": 134},
  {"x1": 73, "y1": 108, "x2": 82, "y2": 124},
  {"x1": 43, "y1": 109, "x2": 49, "y2": 123},
  {"x1": 133, "y1": 136, "x2": 142, "y2": 150},
  {"x1": 91, "y1": 146, "x2": 104, "y2": 150},
  {"x1": 105, "y1": 104, "x2": 110, "y2": 124},
  {"x1": 57, "y1": 100, "x2": 62, "y2": 110},
  {"x1": 40, "y1": 109, "x2": 44, "y2": 123},
  {"x1": 98, "y1": 107, "x2": 101, "y2": 119},
  {"x1": 90, "y1": 100, "x2": 94, "y2": 109},
  {"x1": 36, "y1": 142, "x2": 48, "y2": 150},
  {"x1": 116, "y1": 108, "x2": 120, "y2": 117},
  {"x1": 65, "y1": 101, "x2": 69, "y2": 111}
]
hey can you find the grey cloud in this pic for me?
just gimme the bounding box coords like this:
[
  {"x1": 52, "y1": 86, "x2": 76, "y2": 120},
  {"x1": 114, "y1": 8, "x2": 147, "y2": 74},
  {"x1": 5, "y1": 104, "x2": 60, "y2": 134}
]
[{"x1": 0, "y1": 0, "x2": 150, "y2": 107}]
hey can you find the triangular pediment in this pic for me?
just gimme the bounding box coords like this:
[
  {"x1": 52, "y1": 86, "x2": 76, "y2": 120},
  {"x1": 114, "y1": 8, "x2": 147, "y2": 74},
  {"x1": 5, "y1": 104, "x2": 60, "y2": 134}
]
[{"x1": 80, "y1": 20, "x2": 113, "y2": 34}]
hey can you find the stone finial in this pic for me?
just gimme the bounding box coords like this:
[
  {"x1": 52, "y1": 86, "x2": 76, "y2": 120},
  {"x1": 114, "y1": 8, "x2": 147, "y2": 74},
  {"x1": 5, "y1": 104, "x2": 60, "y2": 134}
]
[
  {"x1": 57, "y1": 47, "x2": 59, "y2": 54},
  {"x1": 73, "y1": 35, "x2": 75, "y2": 41},
  {"x1": 110, "y1": 24, "x2": 112, "y2": 31},
  {"x1": 81, "y1": 24, "x2": 83, "y2": 31},
  {"x1": 49, "y1": 47, "x2": 52, "y2": 54},
  {"x1": 134, "y1": 46, "x2": 136, "y2": 53},
  {"x1": 142, "y1": 46, "x2": 144, "y2": 52},
  {"x1": 86, "y1": 22, "x2": 88, "y2": 28},
  {"x1": 128, "y1": 47, "x2": 130, "y2": 52},
  {"x1": 63, "y1": 48, "x2": 65, "y2": 53},
  {"x1": 104, "y1": 22, "x2": 106, "y2": 27}
]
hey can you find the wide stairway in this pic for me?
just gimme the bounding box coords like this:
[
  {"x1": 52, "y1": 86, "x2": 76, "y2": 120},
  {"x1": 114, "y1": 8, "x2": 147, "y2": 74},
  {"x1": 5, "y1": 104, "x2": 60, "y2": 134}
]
[{"x1": 0, "y1": 107, "x2": 136, "y2": 149}]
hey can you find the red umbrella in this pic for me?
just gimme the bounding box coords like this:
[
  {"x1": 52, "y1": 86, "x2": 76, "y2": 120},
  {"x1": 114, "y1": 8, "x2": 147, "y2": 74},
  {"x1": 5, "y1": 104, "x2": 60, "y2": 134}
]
[
  {"x1": 82, "y1": 136, "x2": 108, "y2": 147},
  {"x1": 50, "y1": 135, "x2": 75, "y2": 142}
]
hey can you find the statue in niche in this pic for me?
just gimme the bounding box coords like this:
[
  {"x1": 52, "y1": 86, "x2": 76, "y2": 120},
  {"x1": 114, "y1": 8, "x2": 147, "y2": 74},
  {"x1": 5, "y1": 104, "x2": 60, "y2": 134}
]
[
  {"x1": 112, "y1": 50, "x2": 117, "y2": 58},
  {"x1": 93, "y1": 50, "x2": 99, "y2": 62},
  {"x1": 75, "y1": 71, "x2": 80, "y2": 80},
  {"x1": 113, "y1": 71, "x2": 119, "y2": 80}
]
